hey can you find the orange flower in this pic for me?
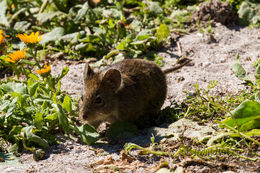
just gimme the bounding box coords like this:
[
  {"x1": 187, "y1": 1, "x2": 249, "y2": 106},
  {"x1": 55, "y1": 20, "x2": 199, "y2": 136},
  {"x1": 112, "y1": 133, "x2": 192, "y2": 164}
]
[
  {"x1": 0, "y1": 30, "x2": 8, "y2": 45},
  {"x1": 36, "y1": 63, "x2": 51, "y2": 76},
  {"x1": 0, "y1": 34, "x2": 4, "y2": 45},
  {"x1": 5, "y1": 50, "x2": 27, "y2": 63},
  {"x1": 17, "y1": 32, "x2": 42, "y2": 44}
]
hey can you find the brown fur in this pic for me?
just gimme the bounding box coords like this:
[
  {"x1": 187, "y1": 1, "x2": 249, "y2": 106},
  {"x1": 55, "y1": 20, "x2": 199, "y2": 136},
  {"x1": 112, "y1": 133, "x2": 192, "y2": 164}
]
[{"x1": 79, "y1": 59, "x2": 167, "y2": 128}]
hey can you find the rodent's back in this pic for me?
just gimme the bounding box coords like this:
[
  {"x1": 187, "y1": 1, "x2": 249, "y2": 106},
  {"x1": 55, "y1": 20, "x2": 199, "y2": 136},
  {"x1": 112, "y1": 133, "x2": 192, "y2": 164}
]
[{"x1": 111, "y1": 59, "x2": 167, "y2": 122}]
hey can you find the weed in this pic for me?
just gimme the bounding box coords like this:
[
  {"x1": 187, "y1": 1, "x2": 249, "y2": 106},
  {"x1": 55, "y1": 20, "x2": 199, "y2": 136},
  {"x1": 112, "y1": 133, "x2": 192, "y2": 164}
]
[{"x1": 0, "y1": 32, "x2": 99, "y2": 157}]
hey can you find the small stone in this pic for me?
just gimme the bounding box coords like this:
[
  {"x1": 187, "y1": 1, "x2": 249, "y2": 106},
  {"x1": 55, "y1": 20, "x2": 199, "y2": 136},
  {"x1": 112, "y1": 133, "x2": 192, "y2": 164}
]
[{"x1": 203, "y1": 61, "x2": 211, "y2": 67}]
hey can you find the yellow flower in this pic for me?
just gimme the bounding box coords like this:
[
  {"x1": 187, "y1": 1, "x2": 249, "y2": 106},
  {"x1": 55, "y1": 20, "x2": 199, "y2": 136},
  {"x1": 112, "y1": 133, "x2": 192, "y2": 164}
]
[
  {"x1": 17, "y1": 32, "x2": 42, "y2": 44},
  {"x1": 5, "y1": 50, "x2": 27, "y2": 63},
  {"x1": 36, "y1": 63, "x2": 51, "y2": 76},
  {"x1": 0, "y1": 30, "x2": 7, "y2": 45},
  {"x1": 0, "y1": 34, "x2": 4, "y2": 45}
]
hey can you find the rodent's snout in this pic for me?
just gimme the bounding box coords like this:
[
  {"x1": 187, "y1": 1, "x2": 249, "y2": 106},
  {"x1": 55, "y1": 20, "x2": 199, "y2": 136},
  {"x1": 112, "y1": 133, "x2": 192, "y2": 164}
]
[
  {"x1": 79, "y1": 108, "x2": 88, "y2": 120},
  {"x1": 82, "y1": 113, "x2": 88, "y2": 120}
]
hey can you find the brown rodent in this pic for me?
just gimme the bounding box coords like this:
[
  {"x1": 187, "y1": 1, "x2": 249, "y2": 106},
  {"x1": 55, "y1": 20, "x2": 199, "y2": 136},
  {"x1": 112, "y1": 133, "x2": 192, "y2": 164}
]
[{"x1": 79, "y1": 59, "x2": 167, "y2": 128}]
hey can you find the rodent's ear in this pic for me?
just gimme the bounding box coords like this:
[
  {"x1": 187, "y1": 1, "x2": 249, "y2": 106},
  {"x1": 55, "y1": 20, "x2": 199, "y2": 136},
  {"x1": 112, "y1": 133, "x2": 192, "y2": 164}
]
[
  {"x1": 102, "y1": 69, "x2": 121, "y2": 90},
  {"x1": 83, "y1": 63, "x2": 94, "y2": 81}
]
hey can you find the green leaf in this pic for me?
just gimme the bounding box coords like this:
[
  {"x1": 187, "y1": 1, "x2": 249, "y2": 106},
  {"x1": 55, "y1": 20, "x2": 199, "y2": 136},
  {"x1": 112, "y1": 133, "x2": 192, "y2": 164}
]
[
  {"x1": 45, "y1": 112, "x2": 58, "y2": 121},
  {"x1": 40, "y1": 27, "x2": 65, "y2": 45},
  {"x1": 222, "y1": 100, "x2": 260, "y2": 131},
  {"x1": 53, "y1": 104, "x2": 70, "y2": 136},
  {"x1": 74, "y1": 2, "x2": 89, "y2": 22},
  {"x1": 149, "y1": 2, "x2": 163, "y2": 15},
  {"x1": 231, "y1": 100, "x2": 260, "y2": 119},
  {"x1": 36, "y1": 12, "x2": 63, "y2": 23},
  {"x1": 53, "y1": 0, "x2": 69, "y2": 12},
  {"x1": 13, "y1": 21, "x2": 31, "y2": 32},
  {"x1": 155, "y1": 24, "x2": 170, "y2": 43},
  {"x1": 231, "y1": 62, "x2": 247, "y2": 80},
  {"x1": 240, "y1": 129, "x2": 260, "y2": 137},
  {"x1": 56, "y1": 81, "x2": 61, "y2": 94},
  {"x1": 0, "y1": 152, "x2": 21, "y2": 166},
  {"x1": 0, "y1": 0, "x2": 9, "y2": 27},
  {"x1": 29, "y1": 82, "x2": 40, "y2": 97},
  {"x1": 117, "y1": 37, "x2": 130, "y2": 50},
  {"x1": 62, "y1": 94, "x2": 72, "y2": 113},
  {"x1": 57, "y1": 67, "x2": 69, "y2": 80},
  {"x1": 20, "y1": 59, "x2": 36, "y2": 66},
  {"x1": 60, "y1": 31, "x2": 85, "y2": 44},
  {"x1": 239, "y1": 118, "x2": 260, "y2": 131},
  {"x1": 29, "y1": 73, "x2": 40, "y2": 81},
  {"x1": 23, "y1": 126, "x2": 49, "y2": 148},
  {"x1": 72, "y1": 124, "x2": 100, "y2": 145},
  {"x1": 1, "y1": 82, "x2": 27, "y2": 94},
  {"x1": 34, "y1": 111, "x2": 43, "y2": 130},
  {"x1": 9, "y1": 126, "x2": 23, "y2": 137},
  {"x1": 10, "y1": 92, "x2": 26, "y2": 107}
]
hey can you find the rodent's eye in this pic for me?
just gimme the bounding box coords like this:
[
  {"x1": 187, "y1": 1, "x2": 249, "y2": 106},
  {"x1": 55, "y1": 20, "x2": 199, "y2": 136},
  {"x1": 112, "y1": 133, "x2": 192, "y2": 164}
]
[{"x1": 94, "y1": 95, "x2": 103, "y2": 105}]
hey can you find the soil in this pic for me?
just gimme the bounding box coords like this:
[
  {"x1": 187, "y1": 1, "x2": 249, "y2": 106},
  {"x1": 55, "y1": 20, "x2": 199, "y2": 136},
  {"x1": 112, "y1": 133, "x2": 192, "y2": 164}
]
[{"x1": 1, "y1": 24, "x2": 260, "y2": 172}]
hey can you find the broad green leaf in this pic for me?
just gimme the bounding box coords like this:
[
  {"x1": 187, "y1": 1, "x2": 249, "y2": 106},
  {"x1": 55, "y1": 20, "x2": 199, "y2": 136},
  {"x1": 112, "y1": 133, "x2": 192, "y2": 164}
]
[
  {"x1": 239, "y1": 118, "x2": 260, "y2": 131},
  {"x1": 240, "y1": 129, "x2": 260, "y2": 136},
  {"x1": 29, "y1": 82, "x2": 40, "y2": 97},
  {"x1": 72, "y1": 124, "x2": 100, "y2": 145},
  {"x1": 23, "y1": 126, "x2": 49, "y2": 148},
  {"x1": 136, "y1": 34, "x2": 151, "y2": 41},
  {"x1": 60, "y1": 31, "x2": 85, "y2": 44},
  {"x1": 62, "y1": 94, "x2": 72, "y2": 113},
  {"x1": 231, "y1": 62, "x2": 247, "y2": 80},
  {"x1": 13, "y1": 21, "x2": 30, "y2": 32},
  {"x1": 10, "y1": 92, "x2": 26, "y2": 107},
  {"x1": 1, "y1": 83, "x2": 27, "y2": 94},
  {"x1": 117, "y1": 37, "x2": 130, "y2": 50},
  {"x1": 75, "y1": 2, "x2": 89, "y2": 22},
  {"x1": 45, "y1": 112, "x2": 58, "y2": 121},
  {"x1": 222, "y1": 100, "x2": 260, "y2": 130},
  {"x1": 40, "y1": 27, "x2": 65, "y2": 45},
  {"x1": 36, "y1": 12, "x2": 63, "y2": 23},
  {"x1": 29, "y1": 73, "x2": 40, "y2": 81},
  {"x1": 53, "y1": 104, "x2": 70, "y2": 136},
  {"x1": 0, "y1": 0, "x2": 9, "y2": 27},
  {"x1": 231, "y1": 100, "x2": 260, "y2": 119},
  {"x1": 34, "y1": 111, "x2": 43, "y2": 130},
  {"x1": 75, "y1": 43, "x2": 87, "y2": 52},
  {"x1": 156, "y1": 24, "x2": 170, "y2": 43}
]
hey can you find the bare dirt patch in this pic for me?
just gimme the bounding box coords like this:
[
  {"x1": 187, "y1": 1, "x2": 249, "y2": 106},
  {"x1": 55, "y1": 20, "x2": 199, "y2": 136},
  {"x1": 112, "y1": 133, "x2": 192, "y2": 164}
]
[{"x1": 1, "y1": 24, "x2": 259, "y2": 173}]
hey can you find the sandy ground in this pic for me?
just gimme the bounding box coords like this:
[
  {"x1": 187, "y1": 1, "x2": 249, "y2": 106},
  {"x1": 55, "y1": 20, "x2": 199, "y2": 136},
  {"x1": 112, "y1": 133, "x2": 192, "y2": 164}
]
[{"x1": 1, "y1": 24, "x2": 259, "y2": 173}]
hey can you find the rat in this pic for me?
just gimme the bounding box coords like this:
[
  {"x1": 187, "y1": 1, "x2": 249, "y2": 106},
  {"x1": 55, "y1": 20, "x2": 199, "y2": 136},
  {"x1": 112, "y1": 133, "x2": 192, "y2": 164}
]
[{"x1": 79, "y1": 58, "x2": 190, "y2": 128}]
